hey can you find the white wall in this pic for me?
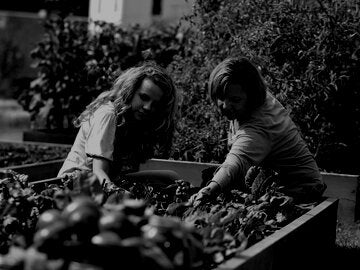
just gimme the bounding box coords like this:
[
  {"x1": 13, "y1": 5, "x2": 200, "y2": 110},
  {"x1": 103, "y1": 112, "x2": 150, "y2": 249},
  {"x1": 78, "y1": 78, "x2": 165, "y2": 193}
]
[
  {"x1": 89, "y1": 0, "x2": 124, "y2": 24},
  {"x1": 89, "y1": 0, "x2": 193, "y2": 26},
  {"x1": 121, "y1": 0, "x2": 152, "y2": 26}
]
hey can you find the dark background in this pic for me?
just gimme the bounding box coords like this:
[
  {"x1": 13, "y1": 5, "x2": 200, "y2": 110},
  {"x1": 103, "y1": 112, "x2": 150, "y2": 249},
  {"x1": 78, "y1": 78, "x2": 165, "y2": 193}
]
[{"x1": 0, "y1": 0, "x2": 89, "y2": 16}]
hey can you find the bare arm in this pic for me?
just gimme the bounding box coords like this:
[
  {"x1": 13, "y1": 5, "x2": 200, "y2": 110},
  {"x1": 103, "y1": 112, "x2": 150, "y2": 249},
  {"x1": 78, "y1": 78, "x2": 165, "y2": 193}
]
[
  {"x1": 93, "y1": 158, "x2": 111, "y2": 185},
  {"x1": 190, "y1": 157, "x2": 250, "y2": 208}
]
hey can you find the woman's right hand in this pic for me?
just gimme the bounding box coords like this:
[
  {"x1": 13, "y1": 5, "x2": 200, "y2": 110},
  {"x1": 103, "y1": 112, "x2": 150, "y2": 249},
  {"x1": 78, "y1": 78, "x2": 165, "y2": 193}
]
[
  {"x1": 188, "y1": 187, "x2": 212, "y2": 208},
  {"x1": 189, "y1": 181, "x2": 221, "y2": 208}
]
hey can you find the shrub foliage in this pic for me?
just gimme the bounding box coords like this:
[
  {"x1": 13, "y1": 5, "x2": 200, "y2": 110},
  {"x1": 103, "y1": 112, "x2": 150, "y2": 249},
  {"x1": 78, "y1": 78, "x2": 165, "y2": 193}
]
[
  {"x1": 18, "y1": 0, "x2": 360, "y2": 174},
  {"x1": 169, "y1": 0, "x2": 360, "y2": 174},
  {"x1": 18, "y1": 17, "x2": 182, "y2": 129}
]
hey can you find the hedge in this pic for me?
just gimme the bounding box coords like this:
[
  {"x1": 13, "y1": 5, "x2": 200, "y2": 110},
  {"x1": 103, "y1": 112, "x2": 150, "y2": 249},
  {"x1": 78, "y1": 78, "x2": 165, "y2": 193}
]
[{"x1": 17, "y1": 0, "x2": 360, "y2": 174}]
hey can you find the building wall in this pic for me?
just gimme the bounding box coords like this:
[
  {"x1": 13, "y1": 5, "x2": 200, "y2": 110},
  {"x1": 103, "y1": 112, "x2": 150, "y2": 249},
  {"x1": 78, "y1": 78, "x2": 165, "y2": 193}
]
[
  {"x1": 89, "y1": 0, "x2": 193, "y2": 26},
  {"x1": 89, "y1": 0, "x2": 123, "y2": 24},
  {"x1": 122, "y1": 0, "x2": 152, "y2": 26}
]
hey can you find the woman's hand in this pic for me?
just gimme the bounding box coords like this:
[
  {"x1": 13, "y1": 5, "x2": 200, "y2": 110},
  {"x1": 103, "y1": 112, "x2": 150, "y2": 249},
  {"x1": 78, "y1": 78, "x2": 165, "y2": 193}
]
[
  {"x1": 189, "y1": 181, "x2": 222, "y2": 208},
  {"x1": 189, "y1": 187, "x2": 213, "y2": 208}
]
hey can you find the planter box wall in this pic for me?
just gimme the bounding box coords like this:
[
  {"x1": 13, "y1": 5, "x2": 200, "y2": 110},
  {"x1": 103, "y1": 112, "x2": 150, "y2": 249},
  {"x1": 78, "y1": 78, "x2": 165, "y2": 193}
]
[
  {"x1": 4, "y1": 159, "x2": 65, "y2": 181},
  {"x1": 216, "y1": 197, "x2": 338, "y2": 270},
  {"x1": 23, "y1": 129, "x2": 77, "y2": 145},
  {"x1": 2, "y1": 158, "x2": 355, "y2": 224}
]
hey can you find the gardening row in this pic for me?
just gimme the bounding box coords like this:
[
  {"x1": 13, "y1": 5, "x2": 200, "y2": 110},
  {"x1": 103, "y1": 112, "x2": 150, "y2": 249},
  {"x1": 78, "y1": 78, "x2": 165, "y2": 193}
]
[
  {"x1": 0, "y1": 155, "x2": 338, "y2": 270},
  {"x1": 0, "y1": 140, "x2": 357, "y2": 223},
  {"x1": 0, "y1": 141, "x2": 70, "y2": 168},
  {"x1": 0, "y1": 142, "x2": 342, "y2": 270}
]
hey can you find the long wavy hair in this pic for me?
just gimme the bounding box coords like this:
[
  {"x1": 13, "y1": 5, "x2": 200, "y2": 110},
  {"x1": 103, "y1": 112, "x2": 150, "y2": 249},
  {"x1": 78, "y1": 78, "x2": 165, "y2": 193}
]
[
  {"x1": 74, "y1": 61, "x2": 178, "y2": 160},
  {"x1": 208, "y1": 57, "x2": 267, "y2": 112}
]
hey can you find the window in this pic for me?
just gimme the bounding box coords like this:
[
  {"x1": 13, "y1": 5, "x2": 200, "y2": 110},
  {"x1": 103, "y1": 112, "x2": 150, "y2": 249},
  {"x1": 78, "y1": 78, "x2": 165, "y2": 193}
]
[{"x1": 152, "y1": 0, "x2": 162, "y2": 15}]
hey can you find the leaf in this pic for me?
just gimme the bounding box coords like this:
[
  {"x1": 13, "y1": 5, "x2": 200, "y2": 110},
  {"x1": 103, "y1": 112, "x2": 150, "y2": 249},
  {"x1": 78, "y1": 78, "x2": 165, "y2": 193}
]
[
  {"x1": 165, "y1": 202, "x2": 190, "y2": 217},
  {"x1": 275, "y1": 212, "x2": 287, "y2": 224}
]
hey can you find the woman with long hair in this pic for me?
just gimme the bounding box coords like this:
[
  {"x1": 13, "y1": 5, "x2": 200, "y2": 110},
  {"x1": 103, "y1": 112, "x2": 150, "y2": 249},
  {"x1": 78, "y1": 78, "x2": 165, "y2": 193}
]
[{"x1": 58, "y1": 61, "x2": 179, "y2": 186}]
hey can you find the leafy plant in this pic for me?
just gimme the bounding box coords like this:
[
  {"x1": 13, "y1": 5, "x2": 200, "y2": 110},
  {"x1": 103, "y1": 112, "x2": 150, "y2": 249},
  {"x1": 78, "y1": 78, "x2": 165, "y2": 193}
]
[
  {"x1": 0, "y1": 142, "x2": 70, "y2": 167},
  {"x1": 17, "y1": 0, "x2": 360, "y2": 174},
  {"x1": 261, "y1": 0, "x2": 360, "y2": 174},
  {"x1": 0, "y1": 39, "x2": 25, "y2": 97},
  {"x1": 18, "y1": 16, "x2": 183, "y2": 130},
  {"x1": 169, "y1": 0, "x2": 360, "y2": 174}
]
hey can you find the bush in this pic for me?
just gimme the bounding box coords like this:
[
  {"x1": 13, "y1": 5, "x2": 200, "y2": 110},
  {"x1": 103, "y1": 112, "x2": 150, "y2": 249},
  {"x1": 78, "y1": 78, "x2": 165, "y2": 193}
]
[
  {"x1": 168, "y1": 0, "x2": 360, "y2": 174},
  {"x1": 17, "y1": 16, "x2": 183, "y2": 130},
  {"x1": 0, "y1": 39, "x2": 25, "y2": 97},
  {"x1": 18, "y1": 0, "x2": 360, "y2": 174}
]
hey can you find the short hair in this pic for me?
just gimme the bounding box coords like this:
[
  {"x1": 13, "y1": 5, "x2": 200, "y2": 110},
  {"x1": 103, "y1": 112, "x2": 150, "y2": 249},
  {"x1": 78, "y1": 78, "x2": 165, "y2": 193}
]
[{"x1": 208, "y1": 57, "x2": 267, "y2": 111}]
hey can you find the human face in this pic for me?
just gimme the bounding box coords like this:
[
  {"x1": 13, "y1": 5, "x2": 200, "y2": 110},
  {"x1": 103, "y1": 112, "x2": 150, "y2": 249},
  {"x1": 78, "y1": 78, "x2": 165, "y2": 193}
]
[
  {"x1": 131, "y1": 78, "x2": 164, "y2": 121},
  {"x1": 217, "y1": 83, "x2": 248, "y2": 121}
]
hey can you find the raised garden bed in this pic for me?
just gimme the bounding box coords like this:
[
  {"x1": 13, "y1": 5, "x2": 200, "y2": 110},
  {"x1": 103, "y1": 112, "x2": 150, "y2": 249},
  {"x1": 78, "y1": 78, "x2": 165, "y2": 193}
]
[
  {"x1": 0, "y1": 141, "x2": 70, "y2": 168},
  {"x1": 217, "y1": 197, "x2": 338, "y2": 270},
  {"x1": 0, "y1": 166, "x2": 338, "y2": 270},
  {"x1": 0, "y1": 143, "x2": 353, "y2": 269},
  {"x1": 23, "y1": 128, "x2": 78, "y2": 144},
  {"x1": 3, "y1": 158, "x2": 357, "y2": 224}
]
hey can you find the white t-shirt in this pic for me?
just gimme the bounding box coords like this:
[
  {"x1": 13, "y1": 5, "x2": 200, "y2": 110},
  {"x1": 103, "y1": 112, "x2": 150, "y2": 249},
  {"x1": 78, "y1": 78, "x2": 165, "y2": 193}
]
[{"x1": 58, "y1": 102, "x2": 116, "y2": 176}]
